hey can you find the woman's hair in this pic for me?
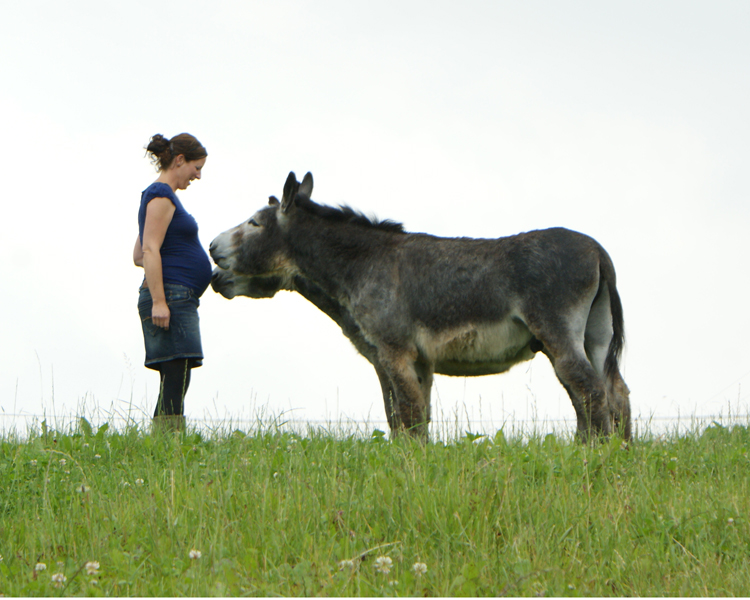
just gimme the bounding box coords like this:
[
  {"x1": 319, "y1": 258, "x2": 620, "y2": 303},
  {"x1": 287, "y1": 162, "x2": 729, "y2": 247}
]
[{"x1": 145, "y1": 133, "x2": 207, "y2": 171}]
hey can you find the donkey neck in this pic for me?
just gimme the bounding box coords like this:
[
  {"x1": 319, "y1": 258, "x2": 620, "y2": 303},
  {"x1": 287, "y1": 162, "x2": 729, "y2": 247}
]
[{"x1": 282, "y1": 212, "x2": 399, "y2": 300}]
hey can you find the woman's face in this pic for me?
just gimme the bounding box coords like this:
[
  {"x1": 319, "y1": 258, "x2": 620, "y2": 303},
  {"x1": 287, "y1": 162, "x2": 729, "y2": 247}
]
[{"x1": 173, "y1": 156, "x2": 206, "y2": 190}]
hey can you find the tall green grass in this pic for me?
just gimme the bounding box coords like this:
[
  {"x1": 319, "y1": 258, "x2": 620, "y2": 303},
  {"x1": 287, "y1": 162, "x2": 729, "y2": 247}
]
[{"x1": 0, "y1": 419, "x2": 749, "y2": 596}]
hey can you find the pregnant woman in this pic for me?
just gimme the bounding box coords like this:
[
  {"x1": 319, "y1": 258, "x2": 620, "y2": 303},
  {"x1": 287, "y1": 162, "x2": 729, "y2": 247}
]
[{"x1": 133, "y1": 133, "x2": 211, "y2": 433}]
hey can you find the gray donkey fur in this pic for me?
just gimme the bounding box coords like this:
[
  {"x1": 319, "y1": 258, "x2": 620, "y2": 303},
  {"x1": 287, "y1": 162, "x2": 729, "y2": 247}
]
[{"x1": 210, "y1": 172, "x2": 631, "y2": 441}]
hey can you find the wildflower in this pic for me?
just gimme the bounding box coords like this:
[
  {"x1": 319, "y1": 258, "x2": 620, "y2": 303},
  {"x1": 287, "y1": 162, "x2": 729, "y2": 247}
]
[
  {"x1": 94, "y1": 454, "x2": 101, "y2": 460},
  {"x1": 670, "y1": 457, "x2": 678, "y2": 462},
  {"x1": 76, "y1": 484, "x2": 91, "y2": 493},
  {"x1": 135, "y1": 478, "x2": 144, "y2": 486},
  {"x1": 0, "y1": 553, "x2": 3, "y2": 562},
  {"x1": 83, "y1": 443, "x2": 90, "y2": 448},
  {"x1": 374, "y1": 556, "x2": 392, "y2": 574},
  {"x1": 35, "y1": 562, "x2": 47, "y2": 572},
  {"x1": 189, "y1": 549, "x2": 202, "y2": 560},
  {"x1": 728, "y1": 518, "x2": 735, "y2": 525},
  {"x1": 411, "y1": 562, "x2": 427, "y2": 576},
  {"x1": 30, "y1": 459, "x2": 38, "y2": 467},
  {"x1": 59, "y1": 458, "x2": 67, "y2": 466},
  {"x1": 388, "y1": 580, "x2": 399, "y2": 586},
  {"x1": 338, "y1": 559, "x2": 355, "y2": 571},
  {"x1": 51, "y1": 573, "x2": 67, "y2": 588},
  {"x1": 85, "y1": 561, "x2": 100, "y2": 575},
  {"x1": 121, "y1": 481, "x2": 130, "y2": 488}
]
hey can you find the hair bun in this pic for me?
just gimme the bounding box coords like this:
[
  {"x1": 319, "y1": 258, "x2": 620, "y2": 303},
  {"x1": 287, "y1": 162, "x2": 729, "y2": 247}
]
[{"x1": 146, "y1": 133, "x2": 170, "y2": 155}]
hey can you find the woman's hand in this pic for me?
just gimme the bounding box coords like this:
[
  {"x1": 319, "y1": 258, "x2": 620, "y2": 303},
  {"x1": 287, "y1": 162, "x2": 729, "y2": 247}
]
[{"x1": 151, "y1": 299, "x2": 171, "y2": 329}]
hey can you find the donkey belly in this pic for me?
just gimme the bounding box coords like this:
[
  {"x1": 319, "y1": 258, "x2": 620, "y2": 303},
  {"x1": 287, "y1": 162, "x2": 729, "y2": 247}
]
[{"x1": 417, "y1": 317, "x2": 536, "y2": 377}]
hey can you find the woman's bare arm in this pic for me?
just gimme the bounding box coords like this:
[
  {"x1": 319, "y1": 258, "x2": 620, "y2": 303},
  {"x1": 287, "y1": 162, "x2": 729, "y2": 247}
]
[{"x1": 142, "y1": 197, "x2": 176, "y2": 329}]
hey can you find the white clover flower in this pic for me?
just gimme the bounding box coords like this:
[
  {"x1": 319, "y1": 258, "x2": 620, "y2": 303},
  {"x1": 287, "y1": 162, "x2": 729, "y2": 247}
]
[
  {"x1": 85, "y1": 561, "x2": 100, "y2": 575},
  {"x1": 0, "y1": 553, "x2": 3, "y2": 562},
  {"x1": 411, "y1": 562, "x2": 427, "y2": 576},
  {"x1": 51, "y1": 572, "x2": 67, "y2": 588},
  {"x1": 30, "y1": 459, "x2": 38, "y2": 467},
  {"x1": 189, "y1": 549, "x2": 202, "y2": 560},
  {"x1": 135, "y1": 478, "x2": 144, "y2": 486},
  {"x1": 94, "y1": 454, "x2": 101, "y2": 460},
  {"x1": 374, "y1": 556, "x2": 392, "y2": 574},
  {"x1": 728, "y1": 518, "x2": 735, "y2": 525},
  {"x1": 59, "y1": 459, "x2": 67, "y2": 466},
  {"x1": 35, "y1": 562, "x2": 47, "y2": 572},
  {"x1": 121, "y1": 481, "x2": 130, "y2": 488},
  {"x1": 338, "y1": 559, "x2": 355, "y2": 571},
  {"x1": 83, "y1": 443, "x2": 90, "y2": 448},
  {"x1": 76, "y1": 484, "x2": 91, "y2": 493}
]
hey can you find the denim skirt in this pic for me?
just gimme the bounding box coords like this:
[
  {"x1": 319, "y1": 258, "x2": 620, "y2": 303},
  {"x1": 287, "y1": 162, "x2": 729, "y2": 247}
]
[{"x1": 138, "y1": 283, "x2": 204, "y2": 370}]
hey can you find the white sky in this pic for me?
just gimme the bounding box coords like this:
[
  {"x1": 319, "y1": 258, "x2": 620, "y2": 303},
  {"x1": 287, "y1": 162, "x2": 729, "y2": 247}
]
[{"x1": 1, "y1": 1, "x2": 749, "y2": 436}]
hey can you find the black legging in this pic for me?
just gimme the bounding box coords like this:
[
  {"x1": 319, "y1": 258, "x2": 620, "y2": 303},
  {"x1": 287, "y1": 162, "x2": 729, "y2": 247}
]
[{"x1": 154, "y1": 359, "x2": 191, "y2": 417}]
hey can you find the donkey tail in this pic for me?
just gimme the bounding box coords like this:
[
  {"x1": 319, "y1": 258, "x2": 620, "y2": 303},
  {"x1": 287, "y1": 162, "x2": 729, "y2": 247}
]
[{"x1": 601, "y1": 253, "x2": 625, "y2": 380}]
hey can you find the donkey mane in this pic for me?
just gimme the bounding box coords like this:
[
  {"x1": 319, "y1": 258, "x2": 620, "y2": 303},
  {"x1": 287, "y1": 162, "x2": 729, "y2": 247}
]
[{"x1": 294, "y1": 195, "x2": 405, "y2": 234}]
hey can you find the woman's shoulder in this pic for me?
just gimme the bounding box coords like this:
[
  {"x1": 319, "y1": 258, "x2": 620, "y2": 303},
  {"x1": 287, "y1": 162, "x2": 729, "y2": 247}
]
[{"x1": 142, "y1": 182, "x2": 179, "y2": 204}]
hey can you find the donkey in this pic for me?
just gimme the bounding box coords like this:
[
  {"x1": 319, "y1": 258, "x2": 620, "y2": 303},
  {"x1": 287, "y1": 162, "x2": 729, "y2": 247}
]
[{"x1": 210, "y1": 172, "x2": 631, "y2": 441}]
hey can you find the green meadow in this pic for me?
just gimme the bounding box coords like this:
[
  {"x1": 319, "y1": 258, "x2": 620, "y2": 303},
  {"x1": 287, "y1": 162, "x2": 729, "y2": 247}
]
[{"x1": 0, "y1": 419, "x2": 749, "y2": 596}]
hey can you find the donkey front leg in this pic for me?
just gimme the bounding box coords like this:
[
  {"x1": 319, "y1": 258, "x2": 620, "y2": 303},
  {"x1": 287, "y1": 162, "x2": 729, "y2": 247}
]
[
  {"x1": 372, "y1": 364, "x2": 400, "y2": 432},
  {"x1": 378, "y1": 345, "x2": 431, "y2": 439}
]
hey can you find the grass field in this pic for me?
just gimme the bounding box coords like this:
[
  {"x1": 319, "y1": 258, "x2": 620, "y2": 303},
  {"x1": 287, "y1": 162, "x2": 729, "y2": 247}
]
[{"x1": 0, "y1": 418, "x2": 749, "y2": 596}]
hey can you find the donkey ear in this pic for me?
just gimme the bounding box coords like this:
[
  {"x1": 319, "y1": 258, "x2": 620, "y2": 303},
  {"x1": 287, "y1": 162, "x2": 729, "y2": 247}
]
[
  {"x1": 268, "y1": 196, "x2": 280, "y2": 206},
  {"x1": 298, "y1": 172, "x2": 314, "y2": 199},
  {"x1": 281, "y1": 171, "x2": 299, "y2": 214}
]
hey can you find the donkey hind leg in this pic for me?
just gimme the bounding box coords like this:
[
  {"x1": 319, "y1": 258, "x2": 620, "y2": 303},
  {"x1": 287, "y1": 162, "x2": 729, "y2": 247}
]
[
  {"x1": 378, "y1": 346, "x2": 431, "y2": 439},
  {"x1": 608, "y1": 369, "x2": 631, "y2": 440},
  {"x1": 551, "y1": 348, "x2": 611, "y2": 442},
  {"x1": 540, "y1": 306, "x2": 611, "y2": 440},
  {"x1": 583, "y1": 284, "x2": 631, "y2": 439}
]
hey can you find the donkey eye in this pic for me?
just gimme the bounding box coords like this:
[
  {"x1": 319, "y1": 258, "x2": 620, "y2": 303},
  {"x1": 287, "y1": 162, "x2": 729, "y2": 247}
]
[{"x1": 248, "y1": 218, "x2": 260, "y2": 227}]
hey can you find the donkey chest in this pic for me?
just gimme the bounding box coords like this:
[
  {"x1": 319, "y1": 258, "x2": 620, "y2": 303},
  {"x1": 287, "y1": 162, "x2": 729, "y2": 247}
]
[{"x1": 415, "y1": 316, "x2": 535, "y2": 376}]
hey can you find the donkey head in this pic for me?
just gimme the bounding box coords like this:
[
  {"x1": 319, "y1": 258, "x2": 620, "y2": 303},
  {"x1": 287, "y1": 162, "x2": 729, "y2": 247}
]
[{"x1": 209, "y1": 171, "x2": 312, "y2": 287}]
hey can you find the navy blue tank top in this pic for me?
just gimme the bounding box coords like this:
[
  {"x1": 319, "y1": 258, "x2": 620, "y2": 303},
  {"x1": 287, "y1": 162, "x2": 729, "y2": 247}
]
[{"x1": 138, "y1": 182, "x2": 212, "y2": 296}]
